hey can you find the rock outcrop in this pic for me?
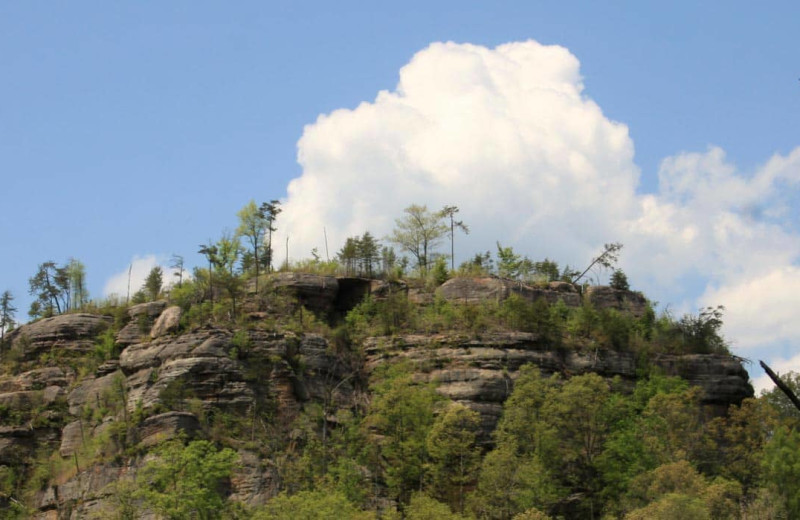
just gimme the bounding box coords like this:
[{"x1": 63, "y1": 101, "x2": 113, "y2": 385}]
[
  {"x1": 437, "y1": 277, "x2": 582, "y2": 307},
  {"x1": 150, "y1": 306, "x2": 181, "y2": 338},
  {"x1": 364, "y1": 332, "x2": 753, "y2": 439},
  {"x1": 116, "y1": 301, "x2": 167, "y2": 346},
  {"x1": 8, "y1": 314, "x2": 111, "y2": 360}
]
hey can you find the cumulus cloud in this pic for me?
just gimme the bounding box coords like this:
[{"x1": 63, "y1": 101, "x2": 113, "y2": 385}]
[
  {"x1": 276, "y1": 40, "x2": 800, "y2": 375},
  {"x1": 700, "y1": 266, "x2": 800, "y2": 351},
  {"x1": 279, "y1": 40, "x2": 639, "y2": 274},
  {"x1": 103, "y1": 255, "x2": 174, "y2": 298}
]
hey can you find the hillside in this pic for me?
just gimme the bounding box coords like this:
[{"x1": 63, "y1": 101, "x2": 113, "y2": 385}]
[{"x1": 0, "y1": 272, "x2": 796, "y2": 519}]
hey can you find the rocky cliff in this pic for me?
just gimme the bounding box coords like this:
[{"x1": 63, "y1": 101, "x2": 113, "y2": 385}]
[{"x1": 0, "y1": 276, "x2": 753, "y2": 518}]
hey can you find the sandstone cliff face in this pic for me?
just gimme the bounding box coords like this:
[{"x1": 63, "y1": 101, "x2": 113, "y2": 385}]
[
  {"x1": 8, "y1": 313, "x2": 112, "y2": 361},
  {"x1": 363, "y1": 332, "x2": 753, "y2": 440},
  {"x1": 1, "y1": 282, "x2": 753, "y2": 517}
]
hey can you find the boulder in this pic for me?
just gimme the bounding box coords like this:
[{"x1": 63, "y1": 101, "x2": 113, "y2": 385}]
[
  {"x1": 116, "y1": 301, "x2": 167, "y2": 347},
  {"x1": 127, "y1": 301, "x2": 167, "y2": 319},
  {"x1": 150, "y1": 306, "x2": 181, "y2": 338}
]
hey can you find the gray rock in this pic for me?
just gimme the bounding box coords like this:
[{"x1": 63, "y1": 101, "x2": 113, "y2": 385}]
[
  {"x1": 138, "y1": 411, "x2": 200, "y2": 446},
  {"x1": 585, "y1": 285, "x2": 649, "y2": 317},
  {"x1": 365, "y1": 332, "x2": 750, "y2": 438},
  {"x1": 59, "y1": 420, "x2": 86, "y2": 457},
  {"x1": 150, "y1": 306, "x2": 182, "y2": 338},
  {"x1": 127, "y1": 300, "x2": 167, "y2": 319},
  {"x1": 230, "y1": 450, "x2": 279, "y2": 507},
  {"x1": 437, "y1": 276, "x2": 581, "y2": 307},
  {"x1": 67, "y1": 370, "x2": 124, "y2": 416},
  {"x1": 269, "y1": 272, "x2": 339, "y2": 313},
  {"x1": 0, "y1": 366, "x2": 70, "y2": 392},
  {"x1": 8, "y1": 313, "x2": 112, "y2": 360}
]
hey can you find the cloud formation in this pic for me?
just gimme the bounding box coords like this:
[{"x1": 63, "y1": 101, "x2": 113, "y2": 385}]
[{"x1": 276, "y1": 40, "x2": 800, "y2": 375}]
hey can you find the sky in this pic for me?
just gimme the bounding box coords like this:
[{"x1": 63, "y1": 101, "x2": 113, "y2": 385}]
[{"x1": 1, "y1": 2, "x2": 799, "y2": 392}]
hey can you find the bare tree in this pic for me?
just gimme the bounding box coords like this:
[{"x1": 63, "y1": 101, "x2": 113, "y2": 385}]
[{"x1": 571, "y1": 242, "x2": 623, "y2": 285}]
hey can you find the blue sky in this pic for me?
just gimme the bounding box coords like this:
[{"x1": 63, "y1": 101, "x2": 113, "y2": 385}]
[{"x1": 2, "y1": 2, "x2": 799, "y2": 389}]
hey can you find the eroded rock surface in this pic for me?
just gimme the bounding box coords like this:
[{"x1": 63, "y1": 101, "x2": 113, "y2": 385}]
[
  {"x1": 364, "y1": 332, "x2": 752, "y2": 439},
  {"x1": 8, "y1": 314, "x2": 111, "y2": 360}
]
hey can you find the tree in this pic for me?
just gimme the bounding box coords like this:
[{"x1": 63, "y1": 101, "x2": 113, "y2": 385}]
[
  {"x1": 143, "y1": 266, "x2": 164, "y2": 301},
  {"x1": 762, "y1": 427, "x2": 800, "y2": 517},
  {"x1": 357, "y1": 232, "x2": 380, "y2": 277},
  {"x1": 198, "y1": 243, "x2": 219, "y2": 305},
  {"x1": 237, "y1": 200, "x2": 268, "y2": 293},
  {"x1": 496, "y1": 242, "x2": 523, "y2": 280},
  {"x1": 426, "y1": 402, "x2": 481, "y2": 512},
  {"x1": 65, "y1": 258, "x2": 88, "y2": 310},
  {"x1": 28, "y1": 261, "x2": 67, "y2": 317},
  {"x1": 610, "y1": 269, "x2": 630, "y2": 291},
  {"x1": 389, "y1": 204, "x2": 447, "y2": 275},
  {"x1": 365, "y1": 364, "x2": 440, "y2": 503},
  {"x1": 338, "y1": 237, "x2": 359, "y2": 276},
  {"x1": 259, "y1": 200, "x2": 282, "y2": 273},
  {"x1": 170, "y1": 254, "x2": 185, "y2": 288},
  {"x1": 572, "y1": 242, "x2": 623, "y2": 284},
  {"x1": 439, "y1": 205, "x2": 469, "y2": 271},
  {"x1": 135, "y1": 439, "x2": 238, "y2": 519},
  {"x1": 0, "y1": 290, "x2": 16, "y2": 347},
  {"x1": 253, "y1": 489, "x2": 371, "y2": 520}
]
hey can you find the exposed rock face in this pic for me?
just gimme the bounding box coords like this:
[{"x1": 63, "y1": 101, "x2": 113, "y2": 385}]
[
  {"x1": 269, "y1": 273, "x2": 339, "y2": 313},
  {"x1": 436, "y1": 277, "x2": 581, "y2": 307},
  {"x1": 436, "y1": 277, "x2": 651, "y2": 316},
  {"x1": 585, "y1": 285, "x2": 648, "y2": 317},
  {"x1": 230, "y1": 450, "x2": 279, "y2": 507},
  {"x1": 364, "y1": 332, "x2": 753, "y2": 439},
  {"x1": 150, "y1": 306, "x2": 181, "y2": 338},
  {"x1": 653, "y1": 354, "x2": 753, "y2": 407},
  {"x1": 128, "y1": 301, "x2": 168, "y2": 319},
  {"x1": 67, "y1": 370, "x2": 124, "y2": 415},
  {"x1": 8, "y1": 314, "x2": 111, "y2": 360},
  {"x1": 138, "y1": 411, "x2": 200, "y2": 446},
  {"x1": 116, "y1": 301, "x2": 167, "y2": 346}
]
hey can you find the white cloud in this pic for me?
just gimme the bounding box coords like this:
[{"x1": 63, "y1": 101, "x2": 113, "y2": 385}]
[
  {"x1": 103, "y1": 255, "x2": 175, "y2": 298},
  {"x1": 275, "y1": 40, "x2": 800, "y2": 375},
  {"x1": 700, "y1": 266, "x2": 800, "y2": 351},
  {"x1": 279, "y1": 40, "x2": 639, "y2": 273}
]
